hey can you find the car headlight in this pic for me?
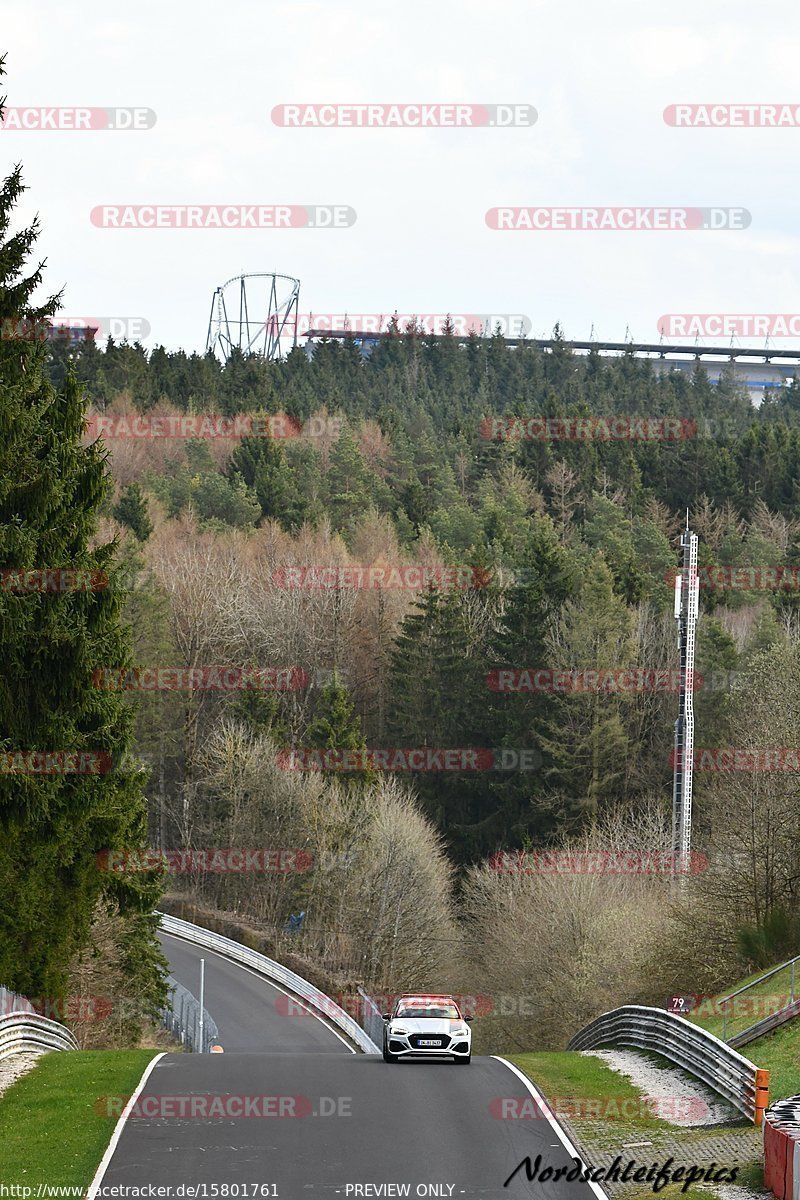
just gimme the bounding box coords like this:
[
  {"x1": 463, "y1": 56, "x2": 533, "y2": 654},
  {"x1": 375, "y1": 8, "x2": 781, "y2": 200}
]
[
  {"x1": 391, "y1": 1026, "x2": 408, "y2": 1035},
  {"x1": 453, "y1": 1027, "x2": 470, "y2": 1036}
]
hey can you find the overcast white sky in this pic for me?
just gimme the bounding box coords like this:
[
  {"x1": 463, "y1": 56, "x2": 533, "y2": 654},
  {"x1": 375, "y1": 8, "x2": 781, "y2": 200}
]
[{"x1": 4, "y1": 0, "x2": 800, "y2": 354}]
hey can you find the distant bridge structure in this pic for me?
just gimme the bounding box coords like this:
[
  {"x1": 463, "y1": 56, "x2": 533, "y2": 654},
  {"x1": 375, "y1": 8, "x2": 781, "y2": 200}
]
[{"x1": 303, "y1": 329, "x2": 800, "y2": 398}]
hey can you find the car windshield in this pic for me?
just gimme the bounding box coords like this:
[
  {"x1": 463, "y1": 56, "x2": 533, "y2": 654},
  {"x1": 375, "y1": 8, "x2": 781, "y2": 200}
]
[{"x1": 396, "y1": 1003, "x2": 459, "y2": 1019}]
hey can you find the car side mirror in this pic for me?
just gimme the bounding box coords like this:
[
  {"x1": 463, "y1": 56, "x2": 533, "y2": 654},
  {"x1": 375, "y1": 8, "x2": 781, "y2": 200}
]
[
  {"x1": 464, "y1": 1016, "x2": 473, "y2": 1022},
  {"x1": 382, "y1": 1013, "x2": 390, "y2": 1021}
]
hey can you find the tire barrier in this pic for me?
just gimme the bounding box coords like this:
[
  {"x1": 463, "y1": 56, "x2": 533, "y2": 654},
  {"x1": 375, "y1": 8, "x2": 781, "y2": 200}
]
[{"x1": 764, "y1": 1097, "x2": 800, "y2": 1200}]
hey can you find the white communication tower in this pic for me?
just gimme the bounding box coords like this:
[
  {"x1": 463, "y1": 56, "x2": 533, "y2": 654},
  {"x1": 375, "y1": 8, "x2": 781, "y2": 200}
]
[{"x1": 672, "y1": 522, "x2": 699, "y2": 881}]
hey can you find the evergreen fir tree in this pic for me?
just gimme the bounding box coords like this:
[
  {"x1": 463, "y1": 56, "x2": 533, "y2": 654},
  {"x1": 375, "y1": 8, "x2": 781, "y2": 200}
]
[
  {"x1": 0, "y1": 58, "x2": 164, "y2": 998},
  {"x1": 540, "y1": 553, "x2": 633, "y2": 817},
  {"x1": 113, "y1": 483, "x2": 153, "y2": 542},
  {"x1": 228, "y1": 432, "x2": 296, "y2": 526},
  {"x1": 305, "y1": 671, "x2": 372, "y2": 783}
]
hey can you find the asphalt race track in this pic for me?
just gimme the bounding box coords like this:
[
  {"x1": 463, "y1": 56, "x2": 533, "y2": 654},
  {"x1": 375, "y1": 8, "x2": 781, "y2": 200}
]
[
  {"x1": 158, "y1": 932, "x2": 351, "y2": 1054},
  {"x1": 93, "y1": 932, "x2": 603, "y2": 1199}
]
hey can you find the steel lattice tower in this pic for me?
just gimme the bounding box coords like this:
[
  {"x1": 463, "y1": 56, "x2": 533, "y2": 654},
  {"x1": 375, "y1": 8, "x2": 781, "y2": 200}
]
[
  {"x1": 206, "y1": 273, "x2": 300, "y2": 362},
  {"x1": 672, "y1": 524, "x2": 699, "y2": 881}
]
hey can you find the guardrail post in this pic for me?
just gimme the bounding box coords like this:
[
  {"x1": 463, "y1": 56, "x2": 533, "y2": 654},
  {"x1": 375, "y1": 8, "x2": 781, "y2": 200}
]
[{"x1": 756, "y1": 1069, "x2": 770, "y2": 1127}]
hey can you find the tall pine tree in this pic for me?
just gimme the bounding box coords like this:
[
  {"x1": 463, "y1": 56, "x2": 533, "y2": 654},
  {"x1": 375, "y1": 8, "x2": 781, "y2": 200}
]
[{"x1": 0, "y1": 58, "x2": 164, "y2": 998}]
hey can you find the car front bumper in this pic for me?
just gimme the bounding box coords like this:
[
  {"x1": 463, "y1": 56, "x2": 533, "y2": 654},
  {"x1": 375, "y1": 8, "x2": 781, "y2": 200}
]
[{"x1": 386, "y1": 1031, "x2": 471, "y2": 1058}]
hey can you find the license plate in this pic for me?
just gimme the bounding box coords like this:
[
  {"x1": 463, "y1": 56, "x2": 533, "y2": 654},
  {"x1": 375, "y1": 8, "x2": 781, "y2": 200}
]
[{"x1": 418, "y1": 1039, "x2": 441, "y2": 1046}]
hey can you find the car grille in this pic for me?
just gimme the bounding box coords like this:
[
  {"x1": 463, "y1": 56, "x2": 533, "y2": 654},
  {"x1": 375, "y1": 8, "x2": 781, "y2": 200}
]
[{"x1": 409, "y1": 1034, "x2": 450, "y2": 1049}]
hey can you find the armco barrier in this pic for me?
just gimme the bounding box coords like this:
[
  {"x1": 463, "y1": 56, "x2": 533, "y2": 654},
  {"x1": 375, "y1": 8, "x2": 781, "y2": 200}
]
[
  {"x1": 157, "y1": 911, "x2": 380, "y2": 1053},
  {"x1": 0, "y1": 1011, "x2": 79, "y2": 1060},
  {"x1": 567, "y1": 1004, "x2": 769, "y2": 1124},
  {"x1": 764, "y1": 1097, "x2": 800, "y2": 1200}
]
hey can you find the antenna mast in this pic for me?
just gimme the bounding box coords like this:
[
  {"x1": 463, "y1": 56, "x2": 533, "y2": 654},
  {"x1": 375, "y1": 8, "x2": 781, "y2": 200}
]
[{"x1": 672, "y1": 520, "x2": 699, "y2": 882}]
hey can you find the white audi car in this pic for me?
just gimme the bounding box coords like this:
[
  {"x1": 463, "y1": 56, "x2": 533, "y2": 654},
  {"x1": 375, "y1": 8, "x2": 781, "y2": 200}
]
[{"x1": 382, "y1": 994, "x2": 472, "y2": 1064}]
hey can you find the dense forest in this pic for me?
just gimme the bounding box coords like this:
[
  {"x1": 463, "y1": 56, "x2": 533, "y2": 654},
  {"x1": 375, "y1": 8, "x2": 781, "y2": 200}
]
[{"x1": 47, "y1": 329, "x2": 800, "y2": 865}]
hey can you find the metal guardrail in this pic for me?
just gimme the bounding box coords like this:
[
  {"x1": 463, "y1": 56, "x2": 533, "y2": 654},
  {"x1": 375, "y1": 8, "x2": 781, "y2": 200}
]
[
  {"x1": 719, "y1": 954, "x2": 800, "y2": 1045},
  {"x1": 158, "y1": 912, "x2": 380, "y2": 1054},
  {"x1": 0, "y1": 1011, "x2": 79, "y2": 1059},
  {"x1": 567, "y1": 1003, "x2": 769, "y2": 1124},
  {"x1": 730, "y1": 998, "x2": 800, "y2": 1049},
  {"x1": 161, "y1": 974, "x2": 220, "y2": 1053}
]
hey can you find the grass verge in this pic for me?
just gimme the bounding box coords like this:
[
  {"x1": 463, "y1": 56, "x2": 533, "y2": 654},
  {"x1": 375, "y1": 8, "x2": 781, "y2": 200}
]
[
  {"x1": 740, "y1": 1020, "x2": 800, "y2": 1102},
  {"x1": 0, "y1": 1050, "x2": 157, "y2": 1187},
  {"x1": 508, "y1": 1050, "x2": 674, "y2": 1133}
]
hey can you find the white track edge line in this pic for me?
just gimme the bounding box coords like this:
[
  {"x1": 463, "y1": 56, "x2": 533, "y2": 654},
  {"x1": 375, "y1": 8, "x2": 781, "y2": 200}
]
[
  {"x1": 161, "y1": 931, "x2": 357, "y2": 1054},
  {"x1": 492, "y1": 1055, "x2": 610, "y2": 1200},
  {"x1": 86, "y1": 1051, "x2": 167, "y2": 1200}
]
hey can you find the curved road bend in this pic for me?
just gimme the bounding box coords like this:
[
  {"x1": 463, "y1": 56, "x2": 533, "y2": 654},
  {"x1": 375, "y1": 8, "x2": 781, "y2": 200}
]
[{"x1": 159, "y1": 931, "x2": 350, "y2": 1054}]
